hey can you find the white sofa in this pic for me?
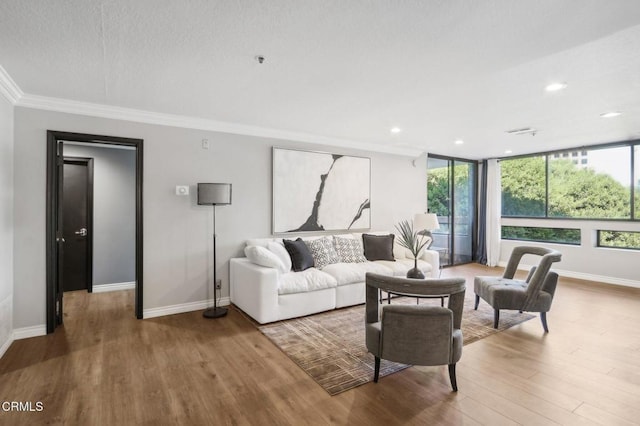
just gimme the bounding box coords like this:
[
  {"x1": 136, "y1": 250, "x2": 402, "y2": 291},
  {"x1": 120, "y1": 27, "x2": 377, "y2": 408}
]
[{"x1": 230, "y1": 232, "x2": 440, "y2": 324}]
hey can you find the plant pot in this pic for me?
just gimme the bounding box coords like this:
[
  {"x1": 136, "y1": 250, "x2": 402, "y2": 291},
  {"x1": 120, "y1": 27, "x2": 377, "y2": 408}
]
[
  {"x1": 406, "y1": 259, "x2": 425, "y2": 279},
  {"x1": 406, "y1": 267, "x2": 425, "y2": 279}
]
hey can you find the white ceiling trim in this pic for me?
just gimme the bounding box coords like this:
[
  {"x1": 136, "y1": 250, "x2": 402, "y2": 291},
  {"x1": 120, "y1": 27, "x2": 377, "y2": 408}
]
[
  {"x1": 16, "y1": 93, "x2": 422, "y2": 158},
  {"x1": 0, "y1": 65, "x2": 23, "y2": 105}
]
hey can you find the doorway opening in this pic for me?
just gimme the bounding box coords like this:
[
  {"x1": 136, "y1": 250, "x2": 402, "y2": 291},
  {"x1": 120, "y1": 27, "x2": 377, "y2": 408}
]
[
  {"x1": 46, "y1": 131, "x2": 144, "y2": 333},
  {"x1": 427, "y1": 154, "x2": 477, "y2": 266}
]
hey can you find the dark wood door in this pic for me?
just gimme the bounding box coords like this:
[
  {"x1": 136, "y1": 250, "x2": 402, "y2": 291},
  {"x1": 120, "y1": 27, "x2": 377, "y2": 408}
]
[{"x1": 62, "y1": 158, "x2": 93, "y2": 292}]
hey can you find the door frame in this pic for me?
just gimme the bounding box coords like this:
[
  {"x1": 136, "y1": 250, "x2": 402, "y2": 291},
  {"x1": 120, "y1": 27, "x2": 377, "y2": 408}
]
[
  {"x1": 46, "y1": 131, "x2": 144, "y2": 333},
  {"x1": 63, "y1": 157, "x2": 94, "y2": 293},
  {"x1": 427, "y1": 153, "x2": 478, "y2": 266}
]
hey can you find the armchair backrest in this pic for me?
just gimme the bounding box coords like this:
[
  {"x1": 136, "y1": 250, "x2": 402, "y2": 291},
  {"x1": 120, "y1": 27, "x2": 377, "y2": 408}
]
[
  {"x1": 502, "y1": 246, "x2": 562, "y2": 310},
  {"x1": 381, "y1": 305, "x2": 453, "y2": 365}
]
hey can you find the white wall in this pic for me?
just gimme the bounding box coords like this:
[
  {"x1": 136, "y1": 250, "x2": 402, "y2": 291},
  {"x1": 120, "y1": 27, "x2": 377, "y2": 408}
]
[
  {"x1": 64, "y1": 144, "x2": 136, "y2": 286},
  {"x1": 0, "y1": 96, "x2": 14, "y2": 356},
  {"x1": 501, "y1": 217, "x2": 640, "y2": 286},
  {"x1": 12, "y1": 107, "x2": 426, "y2": 329}
]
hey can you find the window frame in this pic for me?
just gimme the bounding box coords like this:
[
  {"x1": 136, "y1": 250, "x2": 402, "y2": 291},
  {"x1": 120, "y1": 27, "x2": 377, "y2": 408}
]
[
  {"x1": 501, "y1": 225, "x2": 581, "y2": 246},
  {"x1": 597, "y1": 230, "x2": 640, "y2": 251},
  {"x1": 500, "y1": 139, "x2": 640, "y2": 222}
]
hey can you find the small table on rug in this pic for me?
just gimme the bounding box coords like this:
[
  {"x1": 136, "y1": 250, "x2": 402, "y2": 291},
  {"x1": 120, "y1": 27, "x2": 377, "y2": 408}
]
[{"x1": 380, "y1": 289, "x2": 447, "y2": 307}]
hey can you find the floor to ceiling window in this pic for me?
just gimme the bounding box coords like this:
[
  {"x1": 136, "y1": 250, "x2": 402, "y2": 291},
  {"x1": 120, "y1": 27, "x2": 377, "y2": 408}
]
[{"x1": 427, "y1": 155, "x2": 477, "y2": 266}]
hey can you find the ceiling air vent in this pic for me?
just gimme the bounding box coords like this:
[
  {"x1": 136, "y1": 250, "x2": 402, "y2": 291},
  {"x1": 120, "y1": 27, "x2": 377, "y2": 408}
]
[{"x1": 506, "y1": 127, "x2": 537, "y2": 136}]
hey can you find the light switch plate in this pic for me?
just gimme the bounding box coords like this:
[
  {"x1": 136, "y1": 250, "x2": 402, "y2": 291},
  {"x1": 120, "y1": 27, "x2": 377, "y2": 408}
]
[{"x1": 175, "y1": 185, "x2": 189, "y2": 195}]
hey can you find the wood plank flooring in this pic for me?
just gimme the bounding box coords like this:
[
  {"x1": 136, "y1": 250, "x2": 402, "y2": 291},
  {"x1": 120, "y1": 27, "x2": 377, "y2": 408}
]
[{"x1": 1, "y1": 263, "x2": 640, "y2": 425}]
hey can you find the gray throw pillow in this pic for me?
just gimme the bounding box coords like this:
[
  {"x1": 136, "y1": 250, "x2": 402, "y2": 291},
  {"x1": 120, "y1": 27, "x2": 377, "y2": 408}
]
[
  {"x1": 283, "y1": 238, "x2": 315, "y2": 272},
  {"x1": 362, "y1": 234, "x2": 395, "y2": 261}
]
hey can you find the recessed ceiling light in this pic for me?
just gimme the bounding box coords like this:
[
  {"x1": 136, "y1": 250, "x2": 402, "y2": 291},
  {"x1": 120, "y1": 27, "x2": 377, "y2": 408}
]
[
  {"x1": 454, "y1": 139, "x2": 464, "y2": 145},
  {"x1": 545, "y1": 82, "x2": 567, "y2": 92},
  {"x1": 600, "y1": 111, "x2": 622, "y2": 118},
  {"x1": 390, "y1": 127, "x2": 402, "y2": 134},
  {"x1": 505, "y1": 149, "x2": 513, "y2": 154}
]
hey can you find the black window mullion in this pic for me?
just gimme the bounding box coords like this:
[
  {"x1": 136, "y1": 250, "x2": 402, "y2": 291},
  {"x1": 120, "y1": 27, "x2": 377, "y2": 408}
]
[
  {"x1": 545, "y1": 155, "x2": 549, "y2": 217},
  {"x1": 449, "y1": 160, "x2": 455, "y2": 266},
  {"x1": 631, "y1": 144, "x2": 636, "y2": 220}
]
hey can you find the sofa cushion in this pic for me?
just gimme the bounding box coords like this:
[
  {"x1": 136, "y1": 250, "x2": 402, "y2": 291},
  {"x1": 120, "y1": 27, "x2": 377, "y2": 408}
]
[
  {"x1": 333, "y1": 236, "x2": 367, "y2": 263},
  {"x1": 373, "y1": 259, "x2": 411, "y2": 276},
  {"x1": 278, "y1": 268, "x2": 338, "y2": 295},
  {"x1": 283, "y1": 238, "x2": 315, "y2": 272},
  {"x1": 304, "y1": 237, "x2": 340, "y2": 269},
  {"x1": 321, "y1": 262, "x2": 393, "y2": 286},
  {"x1": 267, "y1": 241, "x2": 292, "y2": 273},
  {"x1": 374, "y1": 259, "x2": 433, "y2": 276},
  {"x1": 362, "y1": 234, "x2": 395, "y2": 261},
  {"x1": 244, "y1": 245, "x2": 287, "y2": 273}
]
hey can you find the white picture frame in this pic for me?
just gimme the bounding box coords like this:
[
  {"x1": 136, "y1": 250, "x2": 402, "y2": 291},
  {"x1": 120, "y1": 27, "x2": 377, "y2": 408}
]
[{"x1": 272, "y1": 148, "x2": 371, "y2": 234}]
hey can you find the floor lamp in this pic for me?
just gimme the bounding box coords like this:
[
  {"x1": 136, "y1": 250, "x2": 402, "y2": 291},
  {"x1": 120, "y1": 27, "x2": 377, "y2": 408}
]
[
  {"x1": 414, "y1": 213, "x2": 440, "y2": 248},
  {"x1": 197, "y1": 183, "x2": 232, "y2": 318}
]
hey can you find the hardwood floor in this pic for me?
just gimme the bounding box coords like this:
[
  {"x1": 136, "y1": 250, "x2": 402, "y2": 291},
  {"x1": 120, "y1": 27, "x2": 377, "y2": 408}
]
[{"x1": 1, "y1": 263, "x2": 640, "y2": 425}]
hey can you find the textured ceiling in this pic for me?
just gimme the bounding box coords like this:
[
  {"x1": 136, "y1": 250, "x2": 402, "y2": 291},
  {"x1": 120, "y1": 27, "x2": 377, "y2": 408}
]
[{"x1": 2, "y1": 0, "x2": 640, "y2": 159}]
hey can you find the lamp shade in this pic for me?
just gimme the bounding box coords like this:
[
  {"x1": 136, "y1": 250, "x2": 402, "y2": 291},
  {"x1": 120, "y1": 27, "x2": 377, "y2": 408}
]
[
  {"x1": 413, "y1": 213, "x2": 439, "y2": 231},
  {"x1": 197, "y1": 183, "x2": 232, "y2": 205}
]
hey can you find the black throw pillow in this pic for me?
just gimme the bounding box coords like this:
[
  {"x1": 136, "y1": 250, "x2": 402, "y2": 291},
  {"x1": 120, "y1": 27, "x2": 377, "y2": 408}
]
[
  {"x1": 362, "y1": 234, "x2": 396, "y2": 261},
  {"x1": 283, "y1": 238, "x2": 315, "y2": 272}
]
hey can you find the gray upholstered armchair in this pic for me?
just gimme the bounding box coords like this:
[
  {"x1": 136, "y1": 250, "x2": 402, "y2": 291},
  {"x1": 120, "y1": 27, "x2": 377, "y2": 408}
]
[
  {"x1": 365, "y1": 273, "x2": 466, "y2": 391},
  {"x1": 474, "y1": 246, "x2": 562, "y2": 332}
]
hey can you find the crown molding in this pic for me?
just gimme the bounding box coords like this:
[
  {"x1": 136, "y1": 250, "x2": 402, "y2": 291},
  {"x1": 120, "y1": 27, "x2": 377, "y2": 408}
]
[
  {"x1": 0, "y1": 65, "x2": 23, "y2": 104},
  {"x1": 1, "y1": 64, "x2": 421, "y2": 157},
  {"x1": 16, "y1": 93, "x2": 422, "y2": 157}
]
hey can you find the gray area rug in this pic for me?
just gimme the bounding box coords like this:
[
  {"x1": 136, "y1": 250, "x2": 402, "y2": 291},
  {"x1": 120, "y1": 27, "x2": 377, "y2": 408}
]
[{"x1": 258, "y1": 292, "x2": 534, "y2": 395}]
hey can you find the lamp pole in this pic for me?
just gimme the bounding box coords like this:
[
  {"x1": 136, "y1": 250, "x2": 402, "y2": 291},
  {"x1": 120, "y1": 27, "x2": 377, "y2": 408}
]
[{"x1": 203, "y1": 204, "x2": 228, "y2": 318}]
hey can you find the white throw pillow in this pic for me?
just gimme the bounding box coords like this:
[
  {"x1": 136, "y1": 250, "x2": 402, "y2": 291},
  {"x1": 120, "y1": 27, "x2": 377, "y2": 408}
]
[
  {"x1": 304, "y1": 236, "x2": 340, "y2": 269},
  {"x1": 333, "y1": 236, "x2": 367, "y2": 263},
  {"x1": 244, "y1": 245, "x2": 287, "y2": 273},
  {"x1": 267, "y1": 241, "x2": 292, "y2": 273}
]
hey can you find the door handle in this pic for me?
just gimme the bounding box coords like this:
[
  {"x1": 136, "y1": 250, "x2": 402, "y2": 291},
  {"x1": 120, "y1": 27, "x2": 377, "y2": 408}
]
[{"x1": 75, "y1": 228, "x2": 88, "y2": 237}]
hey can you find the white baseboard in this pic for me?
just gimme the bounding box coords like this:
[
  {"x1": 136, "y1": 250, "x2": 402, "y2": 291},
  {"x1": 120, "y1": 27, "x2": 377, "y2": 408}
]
[
  {"x1": 13, "y1": 325, "x2": 47, "y2": 340},
  {"x1": 92, "y1": 281, "x2": 136, "y2": 293},
  {"x1": 0, "y1": 336, "x2": 13, "y2": 358},
  {"x1": 497, "y1": 261, "x2": 640, "y2": 288},
  {"x1": 143, "y1": 297, "x2": 230, "y2": 319}
]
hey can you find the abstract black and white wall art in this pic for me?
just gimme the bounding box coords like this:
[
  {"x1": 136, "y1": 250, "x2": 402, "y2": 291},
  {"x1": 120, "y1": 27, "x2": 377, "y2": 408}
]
[{"x1": 273, "y1": 148, "x2": 371, "y2": 233}]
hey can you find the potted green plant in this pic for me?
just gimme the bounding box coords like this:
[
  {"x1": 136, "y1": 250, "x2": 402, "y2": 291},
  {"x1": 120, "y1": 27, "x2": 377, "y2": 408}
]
[{"x1": 395, "y1": 219, "x2": 429, "y2": 279}]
